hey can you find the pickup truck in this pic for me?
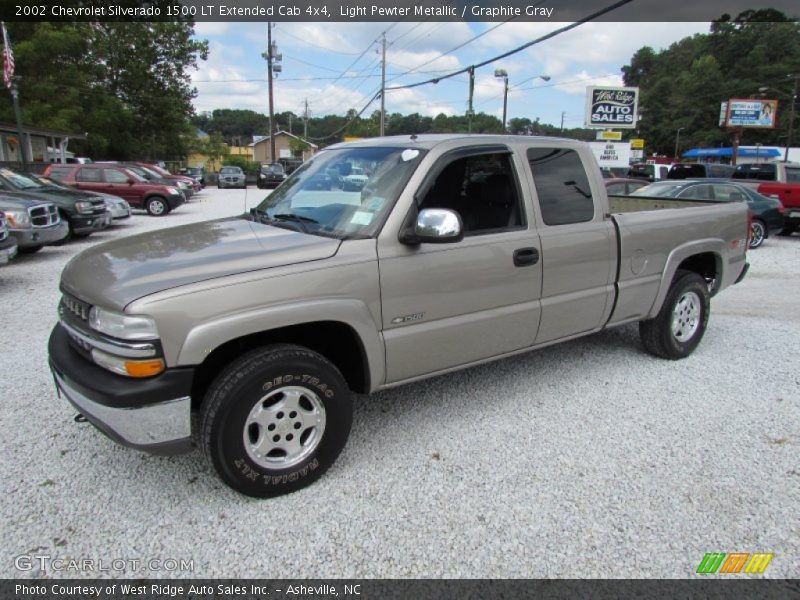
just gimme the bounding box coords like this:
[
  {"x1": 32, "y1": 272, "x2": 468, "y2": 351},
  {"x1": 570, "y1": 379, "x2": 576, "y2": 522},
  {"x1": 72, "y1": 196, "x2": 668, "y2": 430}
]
[
  {"x1": 48, "y1": 135, "x2": 750, "y2": 498},
  {"x1": 732, "y1": 162, "x2": 800, "y2": 234}
]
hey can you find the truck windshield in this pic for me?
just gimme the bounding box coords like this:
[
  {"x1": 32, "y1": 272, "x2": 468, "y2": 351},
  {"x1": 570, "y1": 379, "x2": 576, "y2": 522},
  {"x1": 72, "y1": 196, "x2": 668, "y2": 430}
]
[{"x1": 253, "y1": 146, "x2": 425, "y2": 239}]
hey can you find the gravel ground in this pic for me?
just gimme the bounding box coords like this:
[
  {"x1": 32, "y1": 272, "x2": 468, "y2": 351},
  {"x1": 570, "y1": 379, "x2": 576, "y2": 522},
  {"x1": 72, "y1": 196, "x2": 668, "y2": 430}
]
[{"x1": 1, "y1": 187, "x2": 798, "y2": 579}]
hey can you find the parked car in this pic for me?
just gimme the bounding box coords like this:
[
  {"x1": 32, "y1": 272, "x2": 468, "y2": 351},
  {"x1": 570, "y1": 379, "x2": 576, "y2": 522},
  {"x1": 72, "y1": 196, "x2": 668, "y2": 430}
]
[
  {"x1": 732, "y1": 162, "x2": 800, "y2": 235},
  {"x1": 44, "y1": 163, "x2": 184, "y2": 217},
  {"x1": 48, "y1": 135, "x2": 749, "y2": 497},
  {"x1": 142, "y1": 163, "x2": 201, "y2": 194},
  {"x1": 627, "y1": 162, "x2": 673, "y2": 182},
  {"x1": 0, "y1": 210, "x2": 18, "y2": 265},
  {"x1": 340, "y1": 166, "x2": 369, "y2": 191},
  {"x1": 0, "y1": 193, "x2": 69, "y2": 253},
  {"x1": 180, "y1": 166, "x2": 205, "y2": 188},
  {"x1": 257, "y1": 163, "x2": 286, "y2": 189},
  {"x1": 604, "y1": 178, "x2": 649, "y2": 195},
  {"x1": 218, "y1": 166, "x2": 246, "y2": 189},
  {"x1": 629, "y1": 178, "x2": 783, "y2": 248},
  {"x1": 95, "y1": 162, "x2": 192, "y2": 201},
  {"x1": 667, "y1": 163, "x2": 735, "y2": 179},
  {"x1": 28, "y1": 174, "x2": 131, "y2": 222},
  {"x1": 279, "y1": 158, "x2": 303, "y2": 175},
  {"x1": 0, "y1": 168, "x2": 109, "y2": 238}
]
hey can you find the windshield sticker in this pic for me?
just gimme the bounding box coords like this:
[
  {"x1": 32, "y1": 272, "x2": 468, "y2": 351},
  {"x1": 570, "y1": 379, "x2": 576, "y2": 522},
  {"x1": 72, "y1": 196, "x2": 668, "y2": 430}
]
[
  {"x1": 350, "y1": 211, "x2": 374, "y2": 226},
  {"x1": 401, "y1": 149, "x2": 420, "y2": 162},
  {"x1": 362, "y1": 197, "x2": 385, "y2": 211}
]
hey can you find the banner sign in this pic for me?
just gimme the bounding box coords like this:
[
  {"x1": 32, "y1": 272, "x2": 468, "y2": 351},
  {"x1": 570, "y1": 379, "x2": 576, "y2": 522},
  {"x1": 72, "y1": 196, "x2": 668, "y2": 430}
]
[
  {"x1": 630, "y1": 138, "x2": 645, "y2": 149},
  {"x1": 585, "y1": 86, "x2": 639, "y2": 129},
  {"x1": 596, "y1": 130, "x2": 622, "y2": 141},
  {"x1": 725, "y1": 99, "x2": 778, "y2": 128}
]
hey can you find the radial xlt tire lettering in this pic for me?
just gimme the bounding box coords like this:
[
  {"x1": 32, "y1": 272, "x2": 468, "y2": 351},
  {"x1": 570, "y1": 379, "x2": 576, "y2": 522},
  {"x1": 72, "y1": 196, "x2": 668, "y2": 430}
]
[
  {"x1": 200, "y1": 344, "x2": 353, "y2": 498},
  {"x1": 639, "y1": 270, "x2": 710, "y2": 360}
]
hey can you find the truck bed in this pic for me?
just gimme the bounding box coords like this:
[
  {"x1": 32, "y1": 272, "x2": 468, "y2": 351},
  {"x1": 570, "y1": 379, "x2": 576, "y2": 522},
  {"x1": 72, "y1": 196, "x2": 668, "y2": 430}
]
[{"x1": 608, "y1": 194, "x2": 710, "y2": 213}]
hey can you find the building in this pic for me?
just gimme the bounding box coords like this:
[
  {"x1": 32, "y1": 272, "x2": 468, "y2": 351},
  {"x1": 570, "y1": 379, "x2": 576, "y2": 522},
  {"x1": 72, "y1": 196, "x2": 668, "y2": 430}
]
[
  {"x1": 0, "y1": 122, "x2": 85, "y2": 165},
  {"x1": 250, "y1": 131, "x2": 317, "y2": 164}
]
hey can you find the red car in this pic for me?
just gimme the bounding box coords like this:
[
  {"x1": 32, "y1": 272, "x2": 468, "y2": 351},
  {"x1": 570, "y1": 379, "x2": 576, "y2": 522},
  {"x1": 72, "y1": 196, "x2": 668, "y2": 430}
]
[
  {"x1": 44, "y1": 164, "x2": 184, "y2": 216},
  {"x1": 140, "y1": 162, "x2": 201, "y2": 194}
]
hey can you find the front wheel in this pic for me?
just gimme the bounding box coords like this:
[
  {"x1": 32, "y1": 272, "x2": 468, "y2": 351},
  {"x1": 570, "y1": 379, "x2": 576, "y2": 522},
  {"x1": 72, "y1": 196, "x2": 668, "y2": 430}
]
[
  {"x1": 749, "y1": 220, "x2": 766, "y2": 249},
  {"x1": 200, "y1": 344, "x2": 353, "y2": 498},
  {"x1": 146, "y1": 196, "x2": 169, "y2": 216},
  {"x1": 639, "y1": 270, "x2": 710, "y2": 360}
]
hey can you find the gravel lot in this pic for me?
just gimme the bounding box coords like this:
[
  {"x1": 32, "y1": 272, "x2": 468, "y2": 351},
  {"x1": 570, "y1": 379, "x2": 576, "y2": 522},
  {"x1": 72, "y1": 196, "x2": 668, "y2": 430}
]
[{"x1": 1, "y1": 186, "x2": 798, "y2": 579}]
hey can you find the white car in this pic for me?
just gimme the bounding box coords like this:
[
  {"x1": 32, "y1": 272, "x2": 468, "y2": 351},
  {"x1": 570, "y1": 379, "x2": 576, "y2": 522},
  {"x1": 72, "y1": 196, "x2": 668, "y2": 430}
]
[{"x1": 100, "y1": 194, "x2": 131, "y2": 220}]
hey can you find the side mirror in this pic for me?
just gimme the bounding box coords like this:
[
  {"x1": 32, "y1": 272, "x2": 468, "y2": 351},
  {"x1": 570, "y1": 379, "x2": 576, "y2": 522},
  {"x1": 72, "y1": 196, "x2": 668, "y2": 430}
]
[
  {"x1": 126, "y1": 178, "x2": 135, "y2": 185},
  {"x1": 400, "y1": 208, "x2": 463, "y2": 245}
]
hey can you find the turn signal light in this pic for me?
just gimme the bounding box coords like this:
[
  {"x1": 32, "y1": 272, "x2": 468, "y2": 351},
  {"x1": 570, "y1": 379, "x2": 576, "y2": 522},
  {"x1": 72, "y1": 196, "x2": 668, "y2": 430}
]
[{"x1": 124, "y1": 359, "x2": 166, "y2": 378}]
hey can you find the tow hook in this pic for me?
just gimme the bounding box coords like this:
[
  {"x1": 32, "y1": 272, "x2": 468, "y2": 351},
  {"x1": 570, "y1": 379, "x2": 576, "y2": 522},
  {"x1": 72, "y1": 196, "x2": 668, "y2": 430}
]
[{"x1": 74, "y1": 414, "x2": 88, "y2": 423}]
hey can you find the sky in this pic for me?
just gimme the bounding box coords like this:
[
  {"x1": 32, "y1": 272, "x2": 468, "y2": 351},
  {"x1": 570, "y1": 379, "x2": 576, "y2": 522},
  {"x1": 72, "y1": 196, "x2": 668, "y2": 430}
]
[{"x1": 190, "y1": 21, "x2": 710, "y2": 132}]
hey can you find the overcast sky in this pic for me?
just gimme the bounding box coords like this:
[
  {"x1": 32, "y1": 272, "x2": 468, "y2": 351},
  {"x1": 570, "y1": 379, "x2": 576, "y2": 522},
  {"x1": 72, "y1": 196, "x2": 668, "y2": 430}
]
[{"x1": 191, "y1": 21, "x2": 710, "y2": 130}]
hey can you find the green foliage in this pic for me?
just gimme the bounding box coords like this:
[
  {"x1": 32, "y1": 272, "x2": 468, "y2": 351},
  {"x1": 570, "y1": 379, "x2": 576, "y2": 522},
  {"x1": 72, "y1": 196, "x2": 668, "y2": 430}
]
[
  {"x1": 0, "y1": 22, "x2": 208, "y2": 160},
  {"x1": 288, "y1": 137, "x2": 311, "y2": 156},
  {"x1": 221, "y1": 155, "x2": 260, "y2": 174},
  {"x1": 622, "y1": 10, "x2": 800, "y2": 156}
]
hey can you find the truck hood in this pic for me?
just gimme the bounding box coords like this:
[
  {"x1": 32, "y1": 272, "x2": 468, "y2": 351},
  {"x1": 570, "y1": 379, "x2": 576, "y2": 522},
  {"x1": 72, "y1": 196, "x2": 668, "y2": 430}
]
[{"x1": 60, "y1": 216, "x2": 341, "y2": 309}]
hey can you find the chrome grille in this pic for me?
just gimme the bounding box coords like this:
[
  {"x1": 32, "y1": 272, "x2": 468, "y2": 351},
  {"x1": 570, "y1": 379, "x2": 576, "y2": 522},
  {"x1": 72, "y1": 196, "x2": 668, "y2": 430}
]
[
  {"x1": 29, "y1": 204, "x2": 60, "y2": 228},
  {"x1": 0, "y1": 215, "x2": 7, "y2": 241},
  {"x1": 60, "y1": 293, "x2": 91, "y2": 323}
]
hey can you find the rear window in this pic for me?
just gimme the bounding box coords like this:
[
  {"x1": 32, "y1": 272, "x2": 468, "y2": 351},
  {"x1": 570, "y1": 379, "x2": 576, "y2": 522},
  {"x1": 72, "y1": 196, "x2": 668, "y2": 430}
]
[
  {"x1": 732, "y1": 163, "x2": 776, "y2": 181},
  {"x1": 668, "y1": 164, "x2": 706, "y2": 179},
  {"x1": 527, "y1": 147, "x2": 595, "y2": 226},
  {"x1": 46, "y1": 166, "x2": 72, "y2": 182}
]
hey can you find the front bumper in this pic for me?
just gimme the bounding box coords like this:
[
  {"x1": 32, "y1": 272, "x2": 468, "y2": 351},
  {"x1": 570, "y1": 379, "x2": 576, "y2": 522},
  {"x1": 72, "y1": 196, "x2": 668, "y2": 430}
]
[
  {"x1": 167, "y1": 194, "x2": 185, "y2": 210},
  {"x1": 48, "y1": 324, "x2": 194, "y2": 455},
  {"x1": 108, "y1": 205, "x2": 131, "y2": 219},
  {"x1": 71, "y1": 213, "x2": 109, "y2": 234},
  {"x1": 9, "y1": 220, "x2": 69, "y2": 248},
  {"x1": 0, "y1": 236, "x2": 18, "y2": 264}
]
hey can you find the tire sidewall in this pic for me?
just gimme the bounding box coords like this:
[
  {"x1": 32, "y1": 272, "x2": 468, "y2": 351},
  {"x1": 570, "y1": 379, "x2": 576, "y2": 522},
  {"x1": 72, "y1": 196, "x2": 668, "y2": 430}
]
[
  {"x1": 660, "y1": 273, "x2": 709, "y2": 358},
  {"x1": 146, "y1": 197, "x2": 167, "y2": 216},
  {"x1": 749, "y1": 220, "x2": 765, "y2": 249},
  {"x1": 206, "y1": 349, "x2": 353, "y2": 497}
]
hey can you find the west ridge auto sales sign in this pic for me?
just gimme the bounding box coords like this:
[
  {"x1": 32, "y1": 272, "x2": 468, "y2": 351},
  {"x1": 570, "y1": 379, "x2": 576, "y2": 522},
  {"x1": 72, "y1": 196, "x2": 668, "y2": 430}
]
[{"x1": 585, "y1": 86, "x2": 640, "y2": 129}]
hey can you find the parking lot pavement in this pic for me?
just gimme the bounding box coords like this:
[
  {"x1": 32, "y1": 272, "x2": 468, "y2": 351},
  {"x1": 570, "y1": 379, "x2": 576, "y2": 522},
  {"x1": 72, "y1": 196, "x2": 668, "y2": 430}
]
[{"x1": 1, "y1": 187, "x2": 798, "y2": 579}]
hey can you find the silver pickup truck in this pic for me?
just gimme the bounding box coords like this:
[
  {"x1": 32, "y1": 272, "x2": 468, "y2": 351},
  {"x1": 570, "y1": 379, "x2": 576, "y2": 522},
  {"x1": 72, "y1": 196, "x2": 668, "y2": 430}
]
[{"x1": 48, "y1": 135, "x2": 750, "y2": 497}]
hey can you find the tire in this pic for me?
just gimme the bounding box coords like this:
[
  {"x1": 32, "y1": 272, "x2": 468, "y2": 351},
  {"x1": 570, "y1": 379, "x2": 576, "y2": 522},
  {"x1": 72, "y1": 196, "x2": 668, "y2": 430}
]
[
  {"x1": 639, "y1": 270, "x2": 710, "y2": 360},
  {"x1": 200, "y1": 344, "x2": 353, "y2": 498},
  {"x1": 19, "y1": 244, "x2": 43, "y2": 254},
  {"x1": 778, "y1": 222, "x2": 797, "y2": 236},
  {"x1": 749, "y1": 219, "x2": 766, "y2": 249},
  {"x1": 145, "y1": 196, "x2": 169, "y2": 217}
]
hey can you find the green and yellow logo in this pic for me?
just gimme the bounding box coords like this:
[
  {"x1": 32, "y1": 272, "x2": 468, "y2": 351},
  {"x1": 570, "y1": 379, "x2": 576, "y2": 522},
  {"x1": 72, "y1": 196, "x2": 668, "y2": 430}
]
[{"x1": 696, "y1": 552, "x2": 773, "y2": 574}]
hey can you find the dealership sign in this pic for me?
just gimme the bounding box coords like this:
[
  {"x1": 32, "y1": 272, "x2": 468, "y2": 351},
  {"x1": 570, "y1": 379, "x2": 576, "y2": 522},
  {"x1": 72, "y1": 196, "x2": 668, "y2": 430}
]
[
  {"x1": 725, "y1": 99, "x2": 778, "y2": 128},
  {"x1": 585, "y1": 86, "x2": 639, "y2": 129}
]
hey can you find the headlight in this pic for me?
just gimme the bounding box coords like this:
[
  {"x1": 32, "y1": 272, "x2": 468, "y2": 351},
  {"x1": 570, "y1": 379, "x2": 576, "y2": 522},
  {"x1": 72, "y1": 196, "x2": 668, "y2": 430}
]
[
  {"x1": 167, "y1": 186, "x2": 180, "y2": 195},
  {"x1": 75, "y1": 200, "x2": 94, "y2": 214},
  {"x1": 89, "y1": 306, "x2": 159, "y2": 340},
  {"x1": 91, "y1": 348, "x2": 165, "y2": 378},
  {"x1": 3, "y1": 209, "x2": 31, "y2": 228},
  {"x1": 177, "y1": 181, "x2": 189, "y2": 188}
]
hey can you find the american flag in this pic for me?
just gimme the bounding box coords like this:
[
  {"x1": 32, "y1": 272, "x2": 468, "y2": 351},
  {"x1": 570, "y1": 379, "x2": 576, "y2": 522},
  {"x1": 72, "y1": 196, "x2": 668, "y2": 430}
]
[{"x1": 2, "y1": 22, "x2": 13, "y2": 89}]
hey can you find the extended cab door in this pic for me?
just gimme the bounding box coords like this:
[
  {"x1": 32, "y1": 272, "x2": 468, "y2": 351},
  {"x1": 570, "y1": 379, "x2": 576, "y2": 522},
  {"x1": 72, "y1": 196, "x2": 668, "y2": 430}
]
[
  {"x1": 377, "y1": 146, "x2": 543, "y2": 384},
  {"x1": 524, "y1": 145, "x2": 616, "y2": 344}
]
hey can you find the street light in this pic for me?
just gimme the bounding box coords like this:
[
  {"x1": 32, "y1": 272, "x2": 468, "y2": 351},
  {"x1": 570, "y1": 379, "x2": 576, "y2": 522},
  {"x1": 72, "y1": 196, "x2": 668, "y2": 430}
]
[
  {"x1": 494, "y1": 70, "x2": 550, "y2": 132},
  {"x1": 674, "y1": 127, "x2": 685, "y2": 161},
  {"x1": 759, "y1": 75, "x2": 798, "y2": 162}
]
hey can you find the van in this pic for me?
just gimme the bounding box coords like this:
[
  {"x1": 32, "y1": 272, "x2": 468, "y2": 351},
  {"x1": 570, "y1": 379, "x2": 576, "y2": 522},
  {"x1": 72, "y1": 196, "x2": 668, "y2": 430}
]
[{"x1": 667, "y1": 163, "x2": 735, "y2": 179}]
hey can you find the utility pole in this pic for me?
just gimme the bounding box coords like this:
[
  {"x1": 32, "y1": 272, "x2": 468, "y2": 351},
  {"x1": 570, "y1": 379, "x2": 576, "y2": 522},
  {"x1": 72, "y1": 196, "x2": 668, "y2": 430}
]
[
  {"x1": 380, "y1": 32, "x2": 387, "y2": 136},
  {"x1": 785, "y1": 76, "x2": 797, "y2": 162},
  {"x1": 303, "y1": 98, "x2": 309, "y2": 139},
  {"x1": 560, "y1": 111, "x2": 565, "y2": 131},
  {"x1": 467, "y1": 66, "x2": 475, "y2": 133},
  {"x1": 266, "y1": 22, "x2": 276, "y2": 163}
]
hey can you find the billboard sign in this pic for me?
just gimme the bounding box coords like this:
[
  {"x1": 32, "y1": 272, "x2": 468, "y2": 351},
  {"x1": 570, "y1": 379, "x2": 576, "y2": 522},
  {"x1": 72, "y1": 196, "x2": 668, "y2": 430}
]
[
  {"x1": 585, "y1": 86, "x2": 639, "y2": 129},
  {"x1": 725, "y1": 99, "x2": 778, "y2": 128},
  {"x1": 588, "y1": 141, "x2": 631, "y2": 168}
]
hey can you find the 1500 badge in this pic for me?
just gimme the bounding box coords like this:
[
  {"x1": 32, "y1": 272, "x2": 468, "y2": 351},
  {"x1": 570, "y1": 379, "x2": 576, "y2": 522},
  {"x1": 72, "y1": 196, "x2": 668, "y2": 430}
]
[{"x1": 391, "y1": 312, "x2": 425, "y2": 324}]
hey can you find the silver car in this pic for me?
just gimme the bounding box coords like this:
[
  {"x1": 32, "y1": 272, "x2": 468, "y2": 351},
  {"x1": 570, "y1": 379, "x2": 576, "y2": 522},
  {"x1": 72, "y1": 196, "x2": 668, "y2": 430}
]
[
  {"x1": 217, "y1": 166, "x2": 246, "y2": 189},
  {"x1": 101, "y1": 194, "x2": 131, "y2": 220}
]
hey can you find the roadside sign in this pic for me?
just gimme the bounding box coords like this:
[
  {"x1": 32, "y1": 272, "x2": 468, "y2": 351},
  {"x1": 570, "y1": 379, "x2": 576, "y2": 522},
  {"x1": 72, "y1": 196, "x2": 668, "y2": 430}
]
[
  {"x1": 585, "y1": 86, "x2": 639, "y2": 129},
  {"x1": 719, "y1": 102, "x2": 728, "y2": 126},
  {"x1": 725, "y1": 99, "x2": 778, "y2": 128},
  {"x1": 596, "y1": 130, "x2": 622, "y2": 141},
  {"x1": 630, "y1": 138, "x2": 645, "y2": 149}
]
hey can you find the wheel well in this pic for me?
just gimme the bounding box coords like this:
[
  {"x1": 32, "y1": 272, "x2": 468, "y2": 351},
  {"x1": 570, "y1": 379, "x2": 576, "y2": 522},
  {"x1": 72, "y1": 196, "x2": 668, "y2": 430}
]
[
  {"x1": 676, "y1": 252, "x2": 720, "y2": 291},
  {"x1": 189, "y1": 321, "x2": 369, "y2": 410}
]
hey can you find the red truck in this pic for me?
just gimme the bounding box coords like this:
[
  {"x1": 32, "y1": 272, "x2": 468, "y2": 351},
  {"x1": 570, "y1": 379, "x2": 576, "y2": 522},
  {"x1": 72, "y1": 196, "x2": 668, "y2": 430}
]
[
  {"x1": 44, "y1": 163, "x2": 185, "y2": 216},
  {"x1": 732, "y1": 162, "x2": 800, "y2": 235}
]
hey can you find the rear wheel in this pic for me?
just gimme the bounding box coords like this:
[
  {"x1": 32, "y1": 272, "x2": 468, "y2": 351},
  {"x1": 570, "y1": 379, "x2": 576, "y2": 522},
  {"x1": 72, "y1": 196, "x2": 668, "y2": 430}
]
[
  {"x1": 749, "y1": 219, "x2": 766, "y2": 249},
  {"x1": 145, "y1": 196, "x2": 169, "y2": 217},
  {"x1": 200, "y1": 344, "x2": 353, "y2": 498},
  {"x1": 639, "y1": 270, "x2": 709, "y2": 360}
]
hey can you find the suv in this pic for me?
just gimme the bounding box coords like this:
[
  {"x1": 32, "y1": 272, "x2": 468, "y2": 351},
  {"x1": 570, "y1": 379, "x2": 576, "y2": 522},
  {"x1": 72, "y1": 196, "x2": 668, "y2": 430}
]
[
  {"x1": 667, "y1": 163, "x2": 735, "y2": 179},
  {"x1": 0, "y1": 168, "x2": 109, "y2": 238},
  {"x1": 180, "y1": 166, "x2": 205, "y2": 188},
  {"x1": 218, "y1": 166, "x2": 246, "y2": 189},
  {"x1": 257, "y1": 163, "x2": 286, "y2": 189},
  {"x1": 0, "y1": 210, "x2": 18, "y2": 264},
  {"x1": 0, "y1": 193, "x2": 69, "y2": 253},
  {"x1": 44, "y1": 164, "x2": 184, "y2": 216}
]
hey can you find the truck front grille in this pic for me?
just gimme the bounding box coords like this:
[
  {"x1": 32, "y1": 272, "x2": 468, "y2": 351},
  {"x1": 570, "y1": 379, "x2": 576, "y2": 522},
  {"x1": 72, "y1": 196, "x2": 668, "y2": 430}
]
[
  {"x1": 29, "y1": 204, "x2": 60, "y2": 228},
  {"x1": 60, "y1": 293, "x2": 91, "y2": 323}
]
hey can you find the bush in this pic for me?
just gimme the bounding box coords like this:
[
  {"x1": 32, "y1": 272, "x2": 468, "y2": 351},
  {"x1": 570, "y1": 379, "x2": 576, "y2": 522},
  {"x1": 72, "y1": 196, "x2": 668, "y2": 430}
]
[{"x1": 220, "y1": 155, "x2": 260, "y2": 174}]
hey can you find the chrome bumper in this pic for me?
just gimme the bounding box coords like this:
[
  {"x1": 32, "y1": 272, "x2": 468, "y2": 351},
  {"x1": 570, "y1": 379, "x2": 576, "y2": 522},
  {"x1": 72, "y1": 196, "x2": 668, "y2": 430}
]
[{"x1": 53, "y1": 370, "x2": 192, "y2": 455}]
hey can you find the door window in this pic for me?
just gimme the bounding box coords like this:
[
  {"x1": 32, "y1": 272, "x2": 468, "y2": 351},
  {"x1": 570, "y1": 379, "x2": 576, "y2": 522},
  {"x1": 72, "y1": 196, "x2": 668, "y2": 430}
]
[
  {"x1": 786, "y1": 167, "x2": 800, "y2": 183},
  {"x1": 418, "y1": 153, "x2": 524, "y2": 234},
  {"x1": 76, "y1": 168, "x2": 102, "y2": 182},
  {"x1": 103, "y1": 169, "x2": 130, "y2": 184},
  {"x1": 677, "y1": 184, "x2": 713, "y2": 200},
  {"x1": 527, "y1": 147, "x2": 595, "y2": 225}
]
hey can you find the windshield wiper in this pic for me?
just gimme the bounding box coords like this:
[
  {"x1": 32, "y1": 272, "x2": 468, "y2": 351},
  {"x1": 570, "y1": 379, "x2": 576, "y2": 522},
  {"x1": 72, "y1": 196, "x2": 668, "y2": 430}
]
[
  {"x1": 250, "y1": 209, "x2": 314, "y2": 233},
  {"x1": 271, "y1": 213, "x2": 319, "y2": 233}
]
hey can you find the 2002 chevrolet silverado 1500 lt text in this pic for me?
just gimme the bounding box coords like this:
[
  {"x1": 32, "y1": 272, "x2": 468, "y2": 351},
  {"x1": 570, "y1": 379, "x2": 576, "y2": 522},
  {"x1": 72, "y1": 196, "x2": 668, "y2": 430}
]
[{"x1": 48, "y1": 135, "x2": 750, "y2": 497}]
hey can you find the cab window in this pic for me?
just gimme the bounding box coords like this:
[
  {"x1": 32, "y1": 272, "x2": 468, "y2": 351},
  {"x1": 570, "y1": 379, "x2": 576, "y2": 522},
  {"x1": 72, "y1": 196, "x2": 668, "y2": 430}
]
[{"x1": 528, "y1": 147, "x2": 594, "y2": 226}]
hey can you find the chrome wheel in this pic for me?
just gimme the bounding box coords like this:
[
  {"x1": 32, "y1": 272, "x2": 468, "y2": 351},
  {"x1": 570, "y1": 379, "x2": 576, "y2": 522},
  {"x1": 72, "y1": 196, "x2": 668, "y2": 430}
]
[
  {"x1": 147, "y1": 198, "x2": 167, "y2": 216},
  {"x1": 671, "y1": 291, "x2": 701, "y2": 342},
  {"x1": 749, "y1": 221, "x2": 765, "y2": 249},
  {"x1": 243, "y1": 386, "x2": 326, "y2": 469}
]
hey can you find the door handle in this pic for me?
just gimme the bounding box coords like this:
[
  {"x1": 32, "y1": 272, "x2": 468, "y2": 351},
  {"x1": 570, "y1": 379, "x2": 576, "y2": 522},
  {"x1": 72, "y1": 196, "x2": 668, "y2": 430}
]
[{"x1": 513, "y1": 247, "x2": 539, "y2": 267}]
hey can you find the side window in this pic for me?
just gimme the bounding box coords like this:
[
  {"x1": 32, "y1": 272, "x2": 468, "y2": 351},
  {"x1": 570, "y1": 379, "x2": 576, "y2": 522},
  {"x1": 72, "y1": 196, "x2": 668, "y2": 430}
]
[
  {"x1": 76, "y1": 168, "x2": 101, "y2": 183},
  {"x1": 711, "y1": 184, "x2": 746, "y2": 201},
  {"x1": 46, "y1": 167, "x2": 71, "y2": 182},
  {"x1": 785, "y1": 167, "x2": 800, "y2": 183},
  {"x1": 756, "y1": 164, "x2": 776, "y2": 181},
  {"x1": 104, "y1": 169, "x2": 129, "y2": 184},
  {"x1": 527, "y1": 147, "x2": 594, "y2": 226},
  {"x1": 606, "y1": 182, "x2": 625, "y2": 195},
  {"x1": 677, "y1": 184, "x2": 712, "y2": 200},
  {"x1": 419, "y1": 152, "x2": 523, "y2": 234}
]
